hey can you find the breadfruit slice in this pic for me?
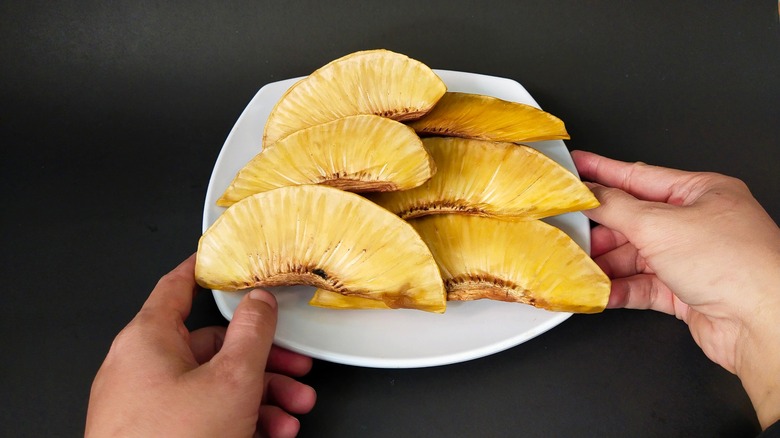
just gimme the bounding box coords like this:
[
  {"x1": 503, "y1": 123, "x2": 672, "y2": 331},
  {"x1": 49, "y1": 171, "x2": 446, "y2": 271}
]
[
  {"x1": 196, "y1": 185, "x2": 446, "y2": 313},
  {"x1": 308, "y1": 214, "x2": 610, "y2": 313},
  {"x1": 309, "y1": 288, "x2": 391, "y2": 310},
  {"x1": 412, "y1": 215, "x2": 610, "y2": 313},
  {"x1": 369, "y1": 137, "x2": 599, "y2": 220},
  {"x1": 263, "y1": 49, "x2": 447, "y2": 147},
  {"x1": 217, "y1": 115, "x2": 435, "y2": 207},
  {"x1": 407, "y1": 92, "x2": 569, "y2": 142}
]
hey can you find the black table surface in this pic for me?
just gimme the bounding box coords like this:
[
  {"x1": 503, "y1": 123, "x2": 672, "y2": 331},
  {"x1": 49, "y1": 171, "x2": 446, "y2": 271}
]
[{"x1": 3, "y1": 2, "x2": 779, "y2": 437}]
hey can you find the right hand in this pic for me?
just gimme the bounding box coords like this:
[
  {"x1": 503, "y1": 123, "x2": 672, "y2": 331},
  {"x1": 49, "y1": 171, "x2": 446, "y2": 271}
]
[{"x1": 572, "y1": 150, "x2": 780, "y2": 429}]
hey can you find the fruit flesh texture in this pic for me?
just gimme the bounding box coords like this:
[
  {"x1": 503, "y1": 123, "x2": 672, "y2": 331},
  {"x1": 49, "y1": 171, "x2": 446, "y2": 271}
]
[
  {"x1": 410, "y1": 215, "x2": 609, "y2": 313},
  {"x1": 369, "y1": 137, "x2": 599, "y2": 220},
  {"x1": 217, "y1": 115, "x2": 436, "y2": 207},
  {"x1": 408, "y1": 92, "x2": 570, "y2": 142},
  {"x1": 309, "y1": 288, "x2": 391, "y2": 310},
  {"x1": 263, "y1": 49, "x2": 447, "y2": 147},
  {"x1": 309, "y1": 215, "x2": 610, "y2": 313},
  {"x1": 197, "y1": 185, "x2": 446, "y2": 313}
]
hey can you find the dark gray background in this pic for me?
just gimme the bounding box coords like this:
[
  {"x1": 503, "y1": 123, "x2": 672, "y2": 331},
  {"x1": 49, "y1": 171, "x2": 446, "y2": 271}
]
[{"x1": 2, "y1": 1, "x2": 778, "y2": 436}]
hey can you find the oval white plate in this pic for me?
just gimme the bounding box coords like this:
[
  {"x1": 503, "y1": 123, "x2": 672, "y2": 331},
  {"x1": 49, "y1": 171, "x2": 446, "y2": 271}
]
[{"x1": 202, "y1": 70, "x2": 588, "y2": 368}]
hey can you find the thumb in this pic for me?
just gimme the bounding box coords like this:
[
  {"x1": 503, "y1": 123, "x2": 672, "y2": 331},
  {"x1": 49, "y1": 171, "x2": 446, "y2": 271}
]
[{"x1": 212, "y1": 289, "x2": 278, "y2": 384}]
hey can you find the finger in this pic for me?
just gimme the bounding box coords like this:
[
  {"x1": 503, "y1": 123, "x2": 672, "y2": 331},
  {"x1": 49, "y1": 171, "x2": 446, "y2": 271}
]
[
  {"x1": 593, "y1": 242, "x2": 651, "y2": 279},
  {"x1": 257, "y1": 405, "x2": 300, "y2": 438},
  {"x1": 189, "y1": 326, "x2": 227, "y2": 365},
  {"x1": 123, "y1": 254, "x2": 198, "y2": 367},
  {"x1": 608, "y1": 274, "x2": 679, "y2": 316},
  {"x1": 266, "y1": 346, "x2": 314, "y2": 377},
  {"x1": 581, "y1": 183, "x2": 670, "y2": 240},
  {"x1": 590, "y1": 224, "x2": 629, "y2": 257},
  {"x1": 142, "y1": 253, "x2": 198, "y2": 321},
  {"x1": 212, "y1": 289, "x2": 278, "y2": 385},
  {"x1": 262, "y1": 373, "x2": 317, "y2": 415},
  {"x1": 572, "y1": 150, "x2": 700, "y2": 204}
]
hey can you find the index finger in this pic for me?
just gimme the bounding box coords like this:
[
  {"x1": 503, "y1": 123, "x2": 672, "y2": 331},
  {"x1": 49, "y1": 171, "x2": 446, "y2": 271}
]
[
  {"x1": 571, "y1": 150, "x2": 699, "y2": 205},
  {"x1": 141, "y1": 253, "x2": 198, "y2": 321}
]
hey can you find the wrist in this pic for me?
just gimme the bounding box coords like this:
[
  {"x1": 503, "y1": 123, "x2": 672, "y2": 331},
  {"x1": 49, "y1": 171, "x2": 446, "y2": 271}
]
[{"x1": 735, "y1": 299, "x2": 780, "y2": 429}]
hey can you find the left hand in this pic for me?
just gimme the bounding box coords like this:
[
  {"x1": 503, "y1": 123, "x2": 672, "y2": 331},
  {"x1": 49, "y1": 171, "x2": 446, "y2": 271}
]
[{"x1": 85, "y1": 254, "x2": 316, "y2": 438}]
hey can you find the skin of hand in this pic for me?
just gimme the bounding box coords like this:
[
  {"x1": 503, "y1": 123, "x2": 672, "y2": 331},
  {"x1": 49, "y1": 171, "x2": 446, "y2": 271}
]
[
  {"x1": 572, "y1": 150, "x2": 780, "y2": 429},
  {"x1": 85, "y1": 255, "x2": 316, "y2": 438}
]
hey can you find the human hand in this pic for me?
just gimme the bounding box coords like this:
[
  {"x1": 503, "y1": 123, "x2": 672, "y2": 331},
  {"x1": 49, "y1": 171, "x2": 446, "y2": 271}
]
[
  {"x1": 85, "y1": 255, "x2": 316, "y2": 438},
  {"x1": 572, "y1": 150, "x2": 780, "y2": 428}
]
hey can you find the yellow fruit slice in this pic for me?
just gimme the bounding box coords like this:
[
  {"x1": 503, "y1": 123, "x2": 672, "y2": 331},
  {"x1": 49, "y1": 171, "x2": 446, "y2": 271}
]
[
  {"x1": 217, "y1": 115, "x2": 435, "y2": 207},
  {"x1": 196, "y1": 185, "x2": 446, "y2": 313},
  {"x1": 369, "y1": 137, "x2": 599, "y2": 220},
  {"x1": 407, "y1": 92, "x2": 570, "y2": 142},
  {"x1": 309, "y1": 289, "x2": 391, "y2": 310},
  {"x1": 413, "y1": 215, "x2": 609, "y2": 313},
  {"x1": 308, "y1": 214, "x2": 610, "y2": 313},
  {"x1": 263, "y1": 49, "x2": 447, "y2": 147}
]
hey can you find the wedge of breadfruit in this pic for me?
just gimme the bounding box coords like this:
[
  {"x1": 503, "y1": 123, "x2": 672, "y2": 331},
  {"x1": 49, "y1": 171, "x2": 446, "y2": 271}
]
[
  {"x1": 412, "y1": 215, "x2": 609, "y2": 313},
  {"x1": 407, "y1": 92, "x2": 569, "y2": 142},
  {"x1": 217, "y1": 115, "x2": 435, "y2": 207},
  {"x1": 310, "y1": 215, "x2": 610, "y2": 313},
  {"x1": 309, "y1": 288, "x2": 391, "y2": 310},
  {"x1": 263, "y1": 49, "x2": 446, "y2": 147},
  {"x1": 369, "y1": 137, "x2": 599, "y2": 220},
  {"x1": 197, "y1": 185, "x2": 447, "y2": 313}
]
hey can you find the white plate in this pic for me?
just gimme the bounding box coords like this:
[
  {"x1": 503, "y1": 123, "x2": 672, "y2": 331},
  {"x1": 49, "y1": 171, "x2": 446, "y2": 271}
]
[{"x1": 203, "y1": 70, "x2": 589, "y2": 368}]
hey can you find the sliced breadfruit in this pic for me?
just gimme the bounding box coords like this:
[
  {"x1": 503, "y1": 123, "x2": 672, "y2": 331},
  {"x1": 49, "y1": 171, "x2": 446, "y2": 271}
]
[
  {"x1": 407, "y1": 92, "x2": 569, "y2": 142},
  {"x1": 196, "y1": 185, "x2": 446, "y2": 313},
  {"x1": 263, "y1": 49, "x2": 446, "y2": 147},
  {"x1": 412, "y1": 215, "x2": 610, "y2": 313},
  {"x1": 309, "y1": 288, "x2": 391, "y2": 310},
  {"x1": 217, "y1": 115, "x2": 435, "y2": 207},
  {"x1": 308, "y1": 214, "x2": 610, "y2": 313},
  {"x1": 369, "y1": 137, "x2": 599, "y2": 220}
]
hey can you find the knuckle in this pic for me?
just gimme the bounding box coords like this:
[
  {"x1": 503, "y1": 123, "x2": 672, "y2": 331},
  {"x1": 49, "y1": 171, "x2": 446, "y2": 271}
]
[
  {"x1": 695, "y1": 173, "x2": 752, "y2": 206},
  {"x1": 210, "y1": 354, "x2": 245, "y2": 387},
  {"x1": 107, "y1": 323, "x2": 142, "y2": 356},
  {"x1": 210, "y1": 351, "x2": 261, "y2": 393},
  {"x1": 697, "y1": 171, "x2": 729, "y2": 187},
  {"x1": 236, "y1": 302, "x2": 278, "y2": 332},
  {"x1": 134, "y1": 306, "x2": 175, "y2": 328},
  {"x1": 155, "y1": 265, "x2": 195, "y2": 290},
  {"x1": 719, "y1": 174, "x2": 750, "y2": 192},
  {"x1": 592, "y1": 185, "x2": 620, "y2": 204},
  {"x1": 647, "y1": 277, "x2": 660, "y2": 308},
  {"x1": 133, "y1": 307, "x2": 157, "y2": 324},
  {"x1": 622, "y1": 161, "x2": 648, "y2": 192},
  {"x1": 633, "y1": 253, "x2": 647, "y2": 274},
  {"x1": 692, "y1": 172, "x2": 745, "y2": 192},
  {"x1": 668, "y1": 172, "x2": 733, "y2": 206},
  {"x1": 631, "y1": 202, "x2": 672, "y2": 236}
]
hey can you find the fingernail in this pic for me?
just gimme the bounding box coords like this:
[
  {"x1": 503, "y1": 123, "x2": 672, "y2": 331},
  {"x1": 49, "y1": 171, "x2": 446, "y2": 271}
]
[{"x1": 248, "y1": 288, "x2": 277, "y2": 309}]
